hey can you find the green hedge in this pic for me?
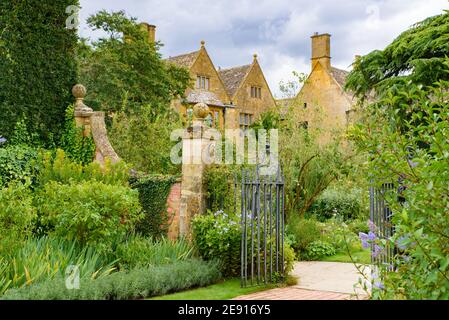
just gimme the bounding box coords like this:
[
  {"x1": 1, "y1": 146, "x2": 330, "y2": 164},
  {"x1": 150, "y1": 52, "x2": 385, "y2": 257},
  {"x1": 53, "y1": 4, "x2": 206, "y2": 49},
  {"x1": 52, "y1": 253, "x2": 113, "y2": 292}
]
[
  {"x1": 307, "y1": 188, "x2": 363, "y2": 221},
  {"x1": 1, "y1": 259, "x2": 221, "y2": 300},
  {"x1": 0, "y1": 0, "x2": 79, "y2": 143},
  {"x1": 129, "y1": 174, "x2": 177, "y2": 238}
]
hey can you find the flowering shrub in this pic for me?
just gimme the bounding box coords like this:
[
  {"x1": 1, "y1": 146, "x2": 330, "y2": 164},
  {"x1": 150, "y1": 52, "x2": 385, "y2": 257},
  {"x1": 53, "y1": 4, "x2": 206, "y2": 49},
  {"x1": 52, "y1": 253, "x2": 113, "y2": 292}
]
[{"x1": 192, "y1": 211, "x2": 241, "y2": 277}]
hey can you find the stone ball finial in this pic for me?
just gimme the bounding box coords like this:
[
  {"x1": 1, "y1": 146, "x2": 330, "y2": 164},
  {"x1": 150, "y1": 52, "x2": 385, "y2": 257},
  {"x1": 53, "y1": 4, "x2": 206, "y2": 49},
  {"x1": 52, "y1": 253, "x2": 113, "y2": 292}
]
[
  {"x1": 72, "y1": 84, "x2": 93, "y2": 114},
  {"x1": 72, "y1": 84, "x2": 86, "y2": 99},
  {"x1": 201, "y1": 40, "x2": 205, "y2": 47},
  {"x1": 193, "y1": 102, "x2": 209, "y2": 119},
  {"x1": 253, "y1": 53, "x2": 258, "y2": 60}
]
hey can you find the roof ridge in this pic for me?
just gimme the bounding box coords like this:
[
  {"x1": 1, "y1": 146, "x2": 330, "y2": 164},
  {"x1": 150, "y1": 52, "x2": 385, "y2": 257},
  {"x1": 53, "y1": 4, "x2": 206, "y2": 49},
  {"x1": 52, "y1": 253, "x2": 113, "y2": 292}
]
[{"x1": 218, "y1": 64, "x2": 252, "y2": 72}]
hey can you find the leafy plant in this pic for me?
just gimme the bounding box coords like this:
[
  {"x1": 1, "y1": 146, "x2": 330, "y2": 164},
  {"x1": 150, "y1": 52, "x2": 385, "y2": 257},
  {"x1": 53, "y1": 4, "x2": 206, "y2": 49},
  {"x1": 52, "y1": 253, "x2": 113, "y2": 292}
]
[
  {"x1": 308, "y1": 187, "x2": 363, "y2": 221},
  {"x1": 0, "y1": 145, "x2": 39, "y2": 188},
  {"x1": 192, "y1": 211, "x2": 241, "y2": 277},
  {"x1": 129, "y1": 173, "x2": 177, "y2": 238},
  {"x1": 60, "y1": 105, "x2": 96, "y2": 165},
  {"x1": 0, "y1": 182, "x2": 36, "y2": 239},
  {"x1": 303, "y1": 241, "x2": 336, "y2": 261},
  {"x1": 286, "y1": 216, "x2": 321, "y2": 255},
  {"x1": 36, "y1": 180, "x2": 143, "y2": 247},
  {"x1": 114, "y1": 235, "x2": 194, "y2": 269},
  {"x1": 38, "y1": 149, "x2": 130, "y2": 187}
]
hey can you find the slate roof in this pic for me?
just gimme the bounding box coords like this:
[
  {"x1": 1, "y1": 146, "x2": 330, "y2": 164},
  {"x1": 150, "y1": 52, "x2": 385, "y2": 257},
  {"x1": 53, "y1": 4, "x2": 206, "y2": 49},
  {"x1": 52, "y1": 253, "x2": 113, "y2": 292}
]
[
  {"x1": 218, "y1": 64, "x2": 252, "y2": 98},
  {"x1": 166, "y1": 50, "x2": 200, "y2": 68},
  {"x1": 330, "y1": 67, "x2": 349, "y2": 89},
  {"x1": 185, "y1": 90, "x2": 225, "y2": 107}
]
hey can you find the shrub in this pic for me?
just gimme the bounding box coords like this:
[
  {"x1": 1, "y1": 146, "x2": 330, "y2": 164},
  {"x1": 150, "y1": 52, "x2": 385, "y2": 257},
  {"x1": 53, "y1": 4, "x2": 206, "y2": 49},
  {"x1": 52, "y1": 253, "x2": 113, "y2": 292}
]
[
  {"x1": 192, "y1": 211, "x2": 241, "y2": 277},
  {"x1": 36, "y1": 181, "x2": 143, "y2": 247},
  {"x1": 0, "y1": 145, "x2": 39, "y2": 188},
  {"x1": 114, "y1": 235, "x2": 194, "y2": 269},
  {"x1": 129, "y1": 174, "x2": 177, "y2": 238},
  {"x1": 204, "y1": 165, "x2": 236, "y2": 212},
  {"x1": 308, "y1": 187, "x2": 363, "y2": 221},
  {"x1": 0, "y1": 182, "x2": 36, "y2": 239},
  {"x1": 38, "y1": 149, "x2": 130, "y2": 187},
  {"x1": 303, "y1": 241, "x2": 336, "y2": 261},
  {"x1": 1, "y1": 259, "x2": 222, "y2": 300},
  {"x1": 320, "y1": 219, "x2": 360, "y2": 253},
  {"x1": 285, "y1": 216, "x2": 321, "y2": 255}
]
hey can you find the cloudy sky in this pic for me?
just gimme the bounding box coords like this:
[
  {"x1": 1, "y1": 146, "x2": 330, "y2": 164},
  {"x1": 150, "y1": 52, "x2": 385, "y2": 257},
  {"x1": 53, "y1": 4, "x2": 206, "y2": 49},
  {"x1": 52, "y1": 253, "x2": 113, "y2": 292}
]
[{"x1": 78, "y1": 0, "x2": 449, "y2": 97}]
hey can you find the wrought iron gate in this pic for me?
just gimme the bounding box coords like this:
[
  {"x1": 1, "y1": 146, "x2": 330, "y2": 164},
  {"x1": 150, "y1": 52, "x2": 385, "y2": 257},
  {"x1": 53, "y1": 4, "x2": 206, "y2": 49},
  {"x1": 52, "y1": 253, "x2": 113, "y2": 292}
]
[
  {"x1": 369, "y1": 183, "x2": 396, "y2": 270},
  {"x1": 238, "y1": 166, "x2": 285, "y2": 288}
]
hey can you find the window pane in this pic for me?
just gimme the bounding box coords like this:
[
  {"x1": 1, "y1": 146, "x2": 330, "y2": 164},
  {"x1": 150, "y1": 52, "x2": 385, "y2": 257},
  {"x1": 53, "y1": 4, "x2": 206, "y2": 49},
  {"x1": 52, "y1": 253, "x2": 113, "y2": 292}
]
[
  {"x1": 258, "y1": 88, "x2": 261, "y2": 98},
  {"x1": 244, "y1": 114, "x2": 248, "y2": 125},
  {"x1": 240, "y1": 114, "x2": 244, "y2": 124},
  {"x1": 206, "y1": 78, "x2": 210, "y2": 90},
  {"x1": 196, "y1": 77, "x2": 200, "y2": 89},
  {"x1": 201, "y1": 77, "x2": 205, "y2": 89}
]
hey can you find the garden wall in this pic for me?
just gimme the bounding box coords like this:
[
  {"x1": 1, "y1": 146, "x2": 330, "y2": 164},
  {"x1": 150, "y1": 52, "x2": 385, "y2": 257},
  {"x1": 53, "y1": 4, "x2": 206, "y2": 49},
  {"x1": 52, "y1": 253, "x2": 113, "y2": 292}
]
[{"x1": 167, "y1": 180, "x2": 182, "y2": 240}]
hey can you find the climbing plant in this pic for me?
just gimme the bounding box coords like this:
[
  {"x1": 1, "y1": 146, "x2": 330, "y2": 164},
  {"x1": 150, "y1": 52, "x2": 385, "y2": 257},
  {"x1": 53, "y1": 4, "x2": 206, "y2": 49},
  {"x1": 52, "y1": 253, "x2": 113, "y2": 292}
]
[
  {"x1": 129, "y1": 174, "x2": 178, "y2": 238},
  {"x1": 60, "y1": 105, "x2": 96, "y2": 165}
]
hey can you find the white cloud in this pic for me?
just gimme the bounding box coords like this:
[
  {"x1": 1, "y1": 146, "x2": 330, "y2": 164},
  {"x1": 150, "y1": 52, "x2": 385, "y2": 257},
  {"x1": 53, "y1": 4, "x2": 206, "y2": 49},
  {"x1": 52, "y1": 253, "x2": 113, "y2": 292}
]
[{"x1": 78, "y1": 0, "x2": 449, "y2": 95}]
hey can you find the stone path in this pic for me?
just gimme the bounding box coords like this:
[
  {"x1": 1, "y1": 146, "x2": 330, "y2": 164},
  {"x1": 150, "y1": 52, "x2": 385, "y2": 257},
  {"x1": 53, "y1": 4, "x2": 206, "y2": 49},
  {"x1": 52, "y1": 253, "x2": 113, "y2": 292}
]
[{"x1": 234, "y1": 261, "x2": 371, "y2": 300}]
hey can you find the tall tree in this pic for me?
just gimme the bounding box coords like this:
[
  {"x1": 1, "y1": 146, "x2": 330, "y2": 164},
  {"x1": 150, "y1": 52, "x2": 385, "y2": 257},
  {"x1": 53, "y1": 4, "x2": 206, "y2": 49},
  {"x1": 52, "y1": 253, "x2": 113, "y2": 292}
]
[
  {"x1": 0, "y1": 0, "x2": 79, "y2": 143},
  {"x1": 79, "y1": 11, "x2": 191, "y2": 119}
]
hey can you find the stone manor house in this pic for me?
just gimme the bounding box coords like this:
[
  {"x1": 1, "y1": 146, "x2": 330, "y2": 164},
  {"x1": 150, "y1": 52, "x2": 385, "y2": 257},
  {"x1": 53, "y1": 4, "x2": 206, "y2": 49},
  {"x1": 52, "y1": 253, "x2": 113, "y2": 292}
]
[
  {"x1": 140, "y1": 23, "x2": 357, "y2": 135},
  {"x1": 140, "y1": 22, "x2": 277, "y2": 130}
]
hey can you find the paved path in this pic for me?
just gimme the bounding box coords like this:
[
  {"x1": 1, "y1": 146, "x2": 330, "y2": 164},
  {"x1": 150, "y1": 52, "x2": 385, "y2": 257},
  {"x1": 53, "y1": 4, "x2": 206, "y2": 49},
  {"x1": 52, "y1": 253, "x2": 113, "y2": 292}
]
[{"x1": 234, "y1": 261, "x2": 371, "y2": 300}]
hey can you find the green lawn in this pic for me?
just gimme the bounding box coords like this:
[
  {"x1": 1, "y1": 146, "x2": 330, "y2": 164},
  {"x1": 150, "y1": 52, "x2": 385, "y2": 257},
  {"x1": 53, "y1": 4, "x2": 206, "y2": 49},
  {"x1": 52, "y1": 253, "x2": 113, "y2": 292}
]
[
  {"x1": 321, "y1": 249, "x2": 371, "y2": 264},
  {"x1": 149, "y1": 278, "x2": 274, "y2": 300}
]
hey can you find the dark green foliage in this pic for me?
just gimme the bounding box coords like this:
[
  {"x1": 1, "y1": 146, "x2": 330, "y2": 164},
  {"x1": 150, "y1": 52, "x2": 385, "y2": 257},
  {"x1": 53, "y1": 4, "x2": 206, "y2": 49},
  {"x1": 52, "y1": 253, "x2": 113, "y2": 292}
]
[
  {"x1": 0, "y1": 0, "x2": 79, "y2": 143},
  {"x1": 0, "y1": 145, "x2": 39, "y2": 188},
  {"x1": 286, "y1": 215, "x2": 321, "y2": 255},
  {"x1": 346, "y1": 11, "x2": 449, "y2": 102},
  {"x1": 303, "y1": 240, "x2": 336, "y2": 261},
  {"x1": 36, "y1": 180, "x2": 142, "y2": 247},
  {"x1": 1, "y1": 259, "x2": 222, "y2": 300},
  {"x1": 204, "y1": 165, "x2": 236, "y2": 212},
  {"x1": 129, "y1": 174, "x2": 177, "y2": 238},
  {"x1": 79, "y1": 10, "x2": 191, "y2": 117},
  {"x1": 192, "y1": 211, "x2": 241, "y2": 277},
  {"x1": 307, "y1": 187, "x2": 363, "y2": 221},
  {"x1": 60, "y1": 106, "x2": 95, "y2": 165}
]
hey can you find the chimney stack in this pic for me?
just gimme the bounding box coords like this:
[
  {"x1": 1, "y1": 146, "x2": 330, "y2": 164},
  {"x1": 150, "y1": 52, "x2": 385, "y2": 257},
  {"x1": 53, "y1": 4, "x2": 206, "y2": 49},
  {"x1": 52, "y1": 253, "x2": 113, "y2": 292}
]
[
  {"x1": 311, "y1": 33, "x2": 331, "y2": 71},
  {"x1": 139, "y1": 22, "x2": 156, "y2": 43}
]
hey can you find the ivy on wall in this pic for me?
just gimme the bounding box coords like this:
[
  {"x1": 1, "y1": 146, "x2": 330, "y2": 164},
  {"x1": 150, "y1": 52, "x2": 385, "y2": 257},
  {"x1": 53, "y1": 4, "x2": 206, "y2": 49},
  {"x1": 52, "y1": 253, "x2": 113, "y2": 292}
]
[
  {"x1": 129, "y1": 174, "x2": 178, "y2": 239},
  {"x1": 0, "y1": 0, "x2": 79, "y2": 144},
  {"x1": 60, "y1": 105, "x2": 96, "y2": 166}
]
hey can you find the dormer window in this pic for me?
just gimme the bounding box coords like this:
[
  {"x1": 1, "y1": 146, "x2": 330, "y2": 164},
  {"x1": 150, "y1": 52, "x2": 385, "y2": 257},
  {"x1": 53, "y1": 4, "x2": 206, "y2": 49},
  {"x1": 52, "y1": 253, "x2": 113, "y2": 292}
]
[
  {"x1": 197, "y1": 76, "x2": 210, "y2": 90},
  {"x1": 250, "y1": 86, "x2": 262, "y2": 99}
]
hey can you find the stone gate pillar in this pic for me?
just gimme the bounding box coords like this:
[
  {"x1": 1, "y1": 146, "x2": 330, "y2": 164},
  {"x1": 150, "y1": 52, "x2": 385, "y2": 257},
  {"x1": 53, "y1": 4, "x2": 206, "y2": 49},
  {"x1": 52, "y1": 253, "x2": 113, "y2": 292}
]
[{"x1": 179, "y1": 102, "x2": 211, "y2": 237}]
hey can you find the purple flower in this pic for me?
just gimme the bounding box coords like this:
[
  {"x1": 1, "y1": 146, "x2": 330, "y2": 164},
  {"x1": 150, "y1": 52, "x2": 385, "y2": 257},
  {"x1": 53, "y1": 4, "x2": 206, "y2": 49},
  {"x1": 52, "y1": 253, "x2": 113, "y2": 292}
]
[
  {"x1": 368, "y1": 220, "x2": 377, "y2": 232},
  {"x1": 396, "y1": 236, "x2": 409, "y2": 250},
  {"x1": 359, "y1": 232, "x2": 370, "y2": 249},
  {"x1": 368, "y1": 232, "x2": 377, "y2": 241},
  {"x1": 0, "y1": 137, "x2": 6, "y2": 145},
  {"x1": 372, "y1": 244, "x2": 384, "y2": 258},
  {"x1": 374, "y1": 281, "x2": 385, "y2": 290}
]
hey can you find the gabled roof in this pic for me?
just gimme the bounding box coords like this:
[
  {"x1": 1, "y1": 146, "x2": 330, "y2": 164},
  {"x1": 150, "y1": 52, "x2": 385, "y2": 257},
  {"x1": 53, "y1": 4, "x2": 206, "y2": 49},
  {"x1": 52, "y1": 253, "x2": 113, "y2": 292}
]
[
  {"x1": 330, "y1": 67, "x2": 350, "y2": 89},
  {"x1": 166, "y1": 50, "x2": 200, "y2": 68},
  {"x1": 218, "y1": 64, "x2": 252, "y2": 98},
  {"x1": 185, "y1": 90, "x2": 225, "y2": 107}
]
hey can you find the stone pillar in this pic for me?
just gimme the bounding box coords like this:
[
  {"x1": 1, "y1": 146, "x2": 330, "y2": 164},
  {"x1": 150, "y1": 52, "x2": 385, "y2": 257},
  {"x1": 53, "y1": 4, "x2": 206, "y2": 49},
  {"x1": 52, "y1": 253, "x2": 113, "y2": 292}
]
[
  {"x1": 72, "y1": 84, "x2": 94, "y2": 137},
  {"x1": 179, "y1": 102, "x2": 211, "y2": 237}
]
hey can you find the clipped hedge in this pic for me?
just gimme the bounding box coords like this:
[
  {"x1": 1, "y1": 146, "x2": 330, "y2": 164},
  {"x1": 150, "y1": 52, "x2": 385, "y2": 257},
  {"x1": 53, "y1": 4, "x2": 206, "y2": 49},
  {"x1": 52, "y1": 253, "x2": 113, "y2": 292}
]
[
  {"x1": 0, "y1": 0, "x2": 79, "y2": 143},
  {"x1": 129, "y1": 174, "x2": 177, "y2": 238},
  {"x1": 1, "y1": 259, "x2": 222, "y2": 300}
]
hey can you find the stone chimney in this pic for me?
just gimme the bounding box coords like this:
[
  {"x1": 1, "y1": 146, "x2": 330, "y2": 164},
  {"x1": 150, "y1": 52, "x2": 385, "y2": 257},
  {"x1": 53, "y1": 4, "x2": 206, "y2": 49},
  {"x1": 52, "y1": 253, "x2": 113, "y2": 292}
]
[
  {"x1": 139, "y1": 22, "x2": 156, "y2": 43},
  {"x1": 311, "y1": 33, "x2": 331, "y2": 71}
]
